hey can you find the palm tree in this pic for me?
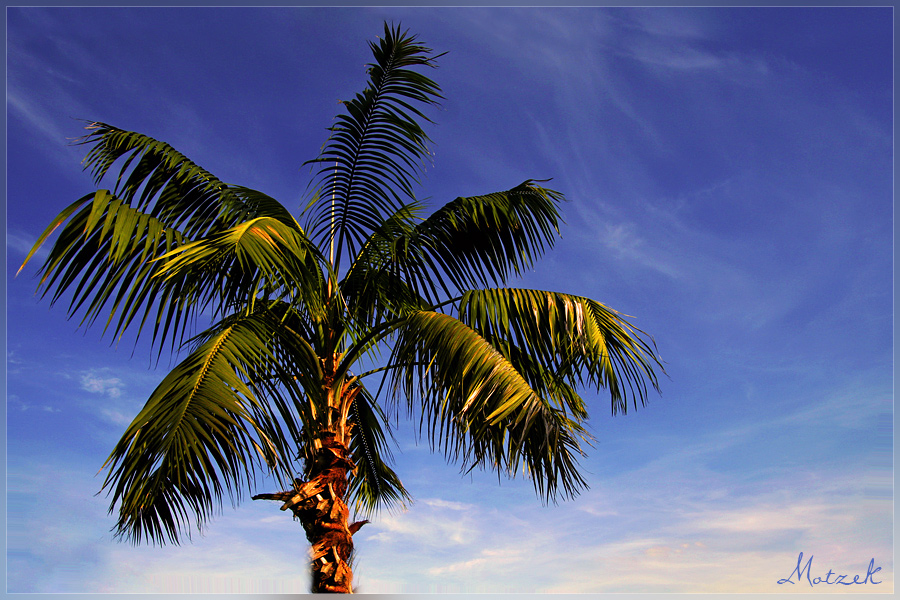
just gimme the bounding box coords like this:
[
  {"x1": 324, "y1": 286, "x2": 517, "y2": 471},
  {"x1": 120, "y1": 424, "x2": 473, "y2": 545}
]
[{"x1": 19, "y1": 24, "x2": 663, "y2": 593}]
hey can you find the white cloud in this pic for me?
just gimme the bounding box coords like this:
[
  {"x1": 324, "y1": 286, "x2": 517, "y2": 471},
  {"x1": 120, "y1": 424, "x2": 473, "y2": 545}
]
[
  {"x1": 80, "y1": 370, "x2": 124, "y2": 399},
  {"x1": 427, "y1": 545, "x2": 527, "y2": 576},
  {"x1": 98, "y1": 531, "x2": 311, "y2": 594},
  {"x1": 8, "y1": 461, "x2": 313, "y2": 593},
  {"x1": 99, "y1": 408, "x2": 133, "y2": 426},
  {"x1": 6, "y1": 229, "x2": 48, "y2": 263},
  {"x1": 626, "y1": 41, "x2": 725, "y2": 71},
  {"x1": 420, "y1": 498, "x2": 475, "y2": 511},
  {"x1": 597, "y1": 220, "x2": 683, "y2": 279},
  {"x1": 7, "y1": 393, "x2": 60, "y2": 413},
  {"x1": 365, "y1": 501, "x2": 479, "y2": 546},
  {"x1": 623, "y1": 8, "x2": 713, "y2": 40},
  {"x1": 780, "y1": 387, "x2": 891, "y2": 431},
  {"x1": 7, "y1": 350, "x2": 26, "y2": 376},
  {"x1": 73, "y1": 368, "x2": 152, "y2": 430},
  {"x1": 6, "y1": 89, "x2": 69, "y2": 145},
  {"x1": 693, "y1": 501, "x2": 853, "y2": 535},
  {"x1": 541, "y1": 486, "x2": 893, "y2": 593},
  {"x1": 619, "y1": 39, "x2": 770, "y2": 88},
  {"x1": 390, "y1": 467, "x2": 892, "y2": 593}
]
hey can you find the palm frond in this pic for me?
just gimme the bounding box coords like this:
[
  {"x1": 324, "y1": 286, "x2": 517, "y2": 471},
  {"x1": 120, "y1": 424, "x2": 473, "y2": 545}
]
[
  {"x1": 389, "y1": 310, "x2": 590, "y2": 501},
  {"x1": 77, "y1": 122, "x2": 296, "y2": 229},
  {"x1": 303, "y1": 23, "x2": 443, "y2": 270},
  {"x1": 388, "y1": 181, "x2": 565, "y2": 302},
  {"x1": 153, "y1": 216, "x2": 326, "y2": 318},
  {"x1": 347, "y1": 385, "x2": 410, "y2": 515},
  {"x1": 19, "y1": 124, "x2": 298, "y2": 351},
  {"x1": 340, "y1": 202, "x2": 432, "y2": 328},
  {"x1": 460, "y1": 288, "x2": 663, "y2": 414},
  {"x1": 101, "y1": 312, "x2": 301, "y2": 545},
  {"x1": 23, "y1": 189, "x2": 196, "y2": 350}
]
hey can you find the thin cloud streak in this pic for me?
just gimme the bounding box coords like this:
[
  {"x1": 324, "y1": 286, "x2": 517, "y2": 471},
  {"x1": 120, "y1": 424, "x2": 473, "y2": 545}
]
[
  {"x1": 6, "y1": 229, "x2": 48, "y2": 263},
  {"x1": 354, "y1": 468, "x2": 891, "y2": 593}
]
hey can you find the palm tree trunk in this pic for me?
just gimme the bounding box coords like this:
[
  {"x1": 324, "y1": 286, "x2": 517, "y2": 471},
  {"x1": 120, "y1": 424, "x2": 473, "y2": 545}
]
[
  {"x1": 253, "y1": 431, "x2": 363, "y2": 593},
  {"x1": 298, "y1": 431, "x2": 357, "y2": 593}
]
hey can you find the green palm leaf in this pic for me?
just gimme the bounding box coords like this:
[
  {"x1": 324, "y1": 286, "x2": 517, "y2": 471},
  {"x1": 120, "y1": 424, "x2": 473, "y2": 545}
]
[
  {"x1": 101, "y1": 312, "x2": 301, "y2": 545},
  {"x1": 303, "y1": 23, "x2": 443, "y2": 270},
  {"x1": 402, "y1": 181, "x2": 565, "y2": 299},
  {"x1": 460, "y1": 288, "x2": 663, "y2": 414},
  {"x1": 154, "y1": 216, "x2": 326, "y2": 318},
  {"x1": 78, "y1": 122, "x2": 295, "y2": 228},
  {"x1": 389, "y1": 310, "x2": 590, "y2": 500},
  {"x1": 24, "y1": 189, "x2": 195, "y2": 349},
  {"x1": 347, "y1": 385, "x2": 410, "y2": 514},
  {"x1": 20, "y1": 125, "x2": 298, "y2": 351}
]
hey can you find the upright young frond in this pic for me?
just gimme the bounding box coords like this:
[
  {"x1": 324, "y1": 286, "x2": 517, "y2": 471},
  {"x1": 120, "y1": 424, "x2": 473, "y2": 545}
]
[{"x1": 303, "y1": 23, "x2": 444, "y2": 271}]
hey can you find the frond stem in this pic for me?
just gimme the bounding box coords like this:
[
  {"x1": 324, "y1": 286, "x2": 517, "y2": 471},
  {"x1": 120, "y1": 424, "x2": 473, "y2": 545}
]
[
  {"x1": 332, "y1": 34, "x2": 401, "y2": 276},
  {"x1": 354, "y1": 361, "x2": 428, "y2": 380},
  {"x1": 334, "y1": 292, "x2": 460, "y2": 384}
]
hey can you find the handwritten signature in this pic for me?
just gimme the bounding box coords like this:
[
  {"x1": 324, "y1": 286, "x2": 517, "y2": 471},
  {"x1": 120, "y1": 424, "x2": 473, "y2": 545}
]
[{"x1": 778, "y1": 552, "x2": 882, "y2": 587}]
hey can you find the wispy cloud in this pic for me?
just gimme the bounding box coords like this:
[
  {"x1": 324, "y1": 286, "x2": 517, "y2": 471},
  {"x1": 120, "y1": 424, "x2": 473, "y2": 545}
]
[
  {"x1": 6, "y1": 229, "x2": 46, "y2": 262},
  {"x1": 355, "y1": 473, "x2": 892, "y2": 593},
  {"x1": 409, "y1": 461, "x2": 888, "y2": 592},
  {"x1": 7, "y1": 393, "x2": 61, "y2": 413},
  {"x1": 420, "y1": 498, "x2": 475, "y2": 511},
  {"x1": 595, "y1": 220, "x2": 684, "y2": 279},
  {"x1": 80, "y1": 370, "x2": 125, "y2": 399},
  {"x1": 7, "y1": 461, "x2": 311, "y2": 593},
  {"x1": 427, "y1": 545, "x2": 528, "y2": 576},
  {"x1": 6, "y1": 90, "x2": 72, "y2": 146},
  {"x1": 543, "y1": 482, "x2": 893, "y2": 593},
  {"x1": 365, "y1": 498, "x2": 479, "y2": 546},
  {"x1": 619, "y1": 7, "x2": 713, "y2": 40}
]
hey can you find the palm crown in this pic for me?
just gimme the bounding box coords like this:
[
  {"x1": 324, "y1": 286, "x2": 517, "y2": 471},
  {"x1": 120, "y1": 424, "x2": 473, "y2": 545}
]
[{"x1": 20, "y1": 24, "x2": 662, "y2": 593}]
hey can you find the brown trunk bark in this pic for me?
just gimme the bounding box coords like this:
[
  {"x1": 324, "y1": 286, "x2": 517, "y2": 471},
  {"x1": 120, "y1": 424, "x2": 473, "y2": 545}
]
[
  {"x1": 253, "y1": 431, "x2": 366, "y2": 593},
  {"x1": 254, "y1": 353, "x2": 366, "y2": 592}
]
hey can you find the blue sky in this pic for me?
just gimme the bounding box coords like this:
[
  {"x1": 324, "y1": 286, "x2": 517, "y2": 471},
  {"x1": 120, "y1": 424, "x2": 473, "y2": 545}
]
[{"x1": 5, "y1": 5, "x2": 893, "y2": 595}]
